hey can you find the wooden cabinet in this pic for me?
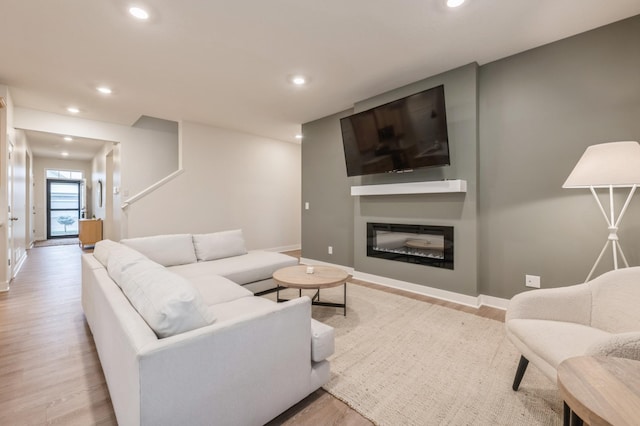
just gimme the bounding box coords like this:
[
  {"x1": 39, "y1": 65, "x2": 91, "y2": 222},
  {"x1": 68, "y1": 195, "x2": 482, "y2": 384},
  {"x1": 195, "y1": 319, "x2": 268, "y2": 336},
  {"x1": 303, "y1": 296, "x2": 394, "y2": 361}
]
[{"x1": 79, "y1": 219, "x2": 103, "y2": 249}]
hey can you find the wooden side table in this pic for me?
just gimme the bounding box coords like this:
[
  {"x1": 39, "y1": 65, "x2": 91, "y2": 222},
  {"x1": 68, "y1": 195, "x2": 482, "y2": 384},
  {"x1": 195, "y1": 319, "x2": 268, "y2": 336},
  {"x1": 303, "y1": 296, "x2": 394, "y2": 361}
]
[
  {"x1": 273, "y1": 265, "x2": 351, "y2": 316},
  {"x1": 557, "y1": 356, "x2": 640, "y2": 426},
  {"x1": 79, "y1": 219, "x2": 103, "y2": 249}
]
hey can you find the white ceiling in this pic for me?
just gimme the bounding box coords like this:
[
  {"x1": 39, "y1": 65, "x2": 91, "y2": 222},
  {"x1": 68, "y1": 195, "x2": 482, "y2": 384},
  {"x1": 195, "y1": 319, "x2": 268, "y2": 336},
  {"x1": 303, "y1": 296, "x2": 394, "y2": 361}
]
[
  {"x1": 1, "y1": 1, "x2": 639, "y2": 144},
  {"x1": 24, "y1": 130, "x2": 108, "y2": 161}
]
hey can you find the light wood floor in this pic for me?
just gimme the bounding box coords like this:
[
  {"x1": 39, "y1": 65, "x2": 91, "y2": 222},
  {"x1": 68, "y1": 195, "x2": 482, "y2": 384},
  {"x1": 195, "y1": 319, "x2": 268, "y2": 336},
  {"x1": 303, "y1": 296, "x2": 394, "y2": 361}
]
[{"x1": 0, "y1": 245, "x2": 504, "y2": 425}]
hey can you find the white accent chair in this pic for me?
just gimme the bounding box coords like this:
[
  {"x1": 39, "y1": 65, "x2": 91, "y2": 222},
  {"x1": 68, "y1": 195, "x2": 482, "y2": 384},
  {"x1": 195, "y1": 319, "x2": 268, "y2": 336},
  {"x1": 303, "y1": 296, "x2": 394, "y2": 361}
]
[{"x1": 506, "y1": 266, "x2": 640, "y2": 390}]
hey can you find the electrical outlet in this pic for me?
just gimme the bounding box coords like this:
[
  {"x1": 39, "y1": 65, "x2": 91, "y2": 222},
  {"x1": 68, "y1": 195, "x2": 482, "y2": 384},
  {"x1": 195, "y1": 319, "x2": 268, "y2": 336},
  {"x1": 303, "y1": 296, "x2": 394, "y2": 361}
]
[
  {"x1": 525, "y1": 275, "x2": 541, "y2": 288},
  {"x1": 304, "y1": 202, "x2": 309, "y2": 210},
  {"x1": 328, "y1": 246, "x2": 333, "y2": 255}
]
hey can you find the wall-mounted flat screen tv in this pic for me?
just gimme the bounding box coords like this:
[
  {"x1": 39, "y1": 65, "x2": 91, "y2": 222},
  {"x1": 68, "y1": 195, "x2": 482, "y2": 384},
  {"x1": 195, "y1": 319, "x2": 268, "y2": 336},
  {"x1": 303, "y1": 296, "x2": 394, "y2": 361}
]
[{"x1": 340, "y1": 84, "x2": 450, "y2": 177}]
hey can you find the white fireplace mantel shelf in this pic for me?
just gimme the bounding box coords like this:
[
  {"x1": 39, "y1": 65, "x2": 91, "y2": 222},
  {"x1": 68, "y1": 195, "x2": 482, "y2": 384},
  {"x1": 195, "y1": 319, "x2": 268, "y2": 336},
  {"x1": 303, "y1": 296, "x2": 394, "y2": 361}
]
[{"x1": 350, "y1": 180, "x2": 467, "y2": 196}]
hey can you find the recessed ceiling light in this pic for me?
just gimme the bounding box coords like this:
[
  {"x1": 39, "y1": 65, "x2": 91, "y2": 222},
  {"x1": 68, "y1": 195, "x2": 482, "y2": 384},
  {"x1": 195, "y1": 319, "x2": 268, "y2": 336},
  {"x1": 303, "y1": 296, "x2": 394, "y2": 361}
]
[
  {"x1": 129, "y1": 6, "x2": 149, "y2": 20},
  {"x1": 295, "y1": 134, "x2": 303, "y2": 140},
  {"x1": 447, "y1": 0, "x2": 465, "y2": 7},
  {"x1": 67, "y1": 107, "x2": 80, "y2": 114},
  {"x1": 61, "y1": 152, "x2": 70, "y2": 157},
  {"x1": 291, "y1": 76, "x2": 306, "y2": 86},
  {"x1": 64, "y1": 136, "x2": 73, "y2": 142},
  {"x1": 97, "y1": 86, "x2": 112, "y2": 95}
]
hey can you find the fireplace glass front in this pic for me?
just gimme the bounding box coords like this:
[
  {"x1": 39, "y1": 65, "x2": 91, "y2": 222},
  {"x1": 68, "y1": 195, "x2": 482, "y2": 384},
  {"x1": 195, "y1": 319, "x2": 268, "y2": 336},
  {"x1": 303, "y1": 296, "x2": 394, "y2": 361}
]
[{"x1": 367, "y1": 222, "x2": 454, "y2": 269}]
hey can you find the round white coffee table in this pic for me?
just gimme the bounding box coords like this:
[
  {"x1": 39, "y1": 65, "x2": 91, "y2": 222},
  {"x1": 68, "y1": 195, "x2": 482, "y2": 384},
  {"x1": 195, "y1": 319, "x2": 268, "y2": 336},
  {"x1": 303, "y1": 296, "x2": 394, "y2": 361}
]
[{"x1": 273, "y1": 265, "x2": 351, "y2": 316}]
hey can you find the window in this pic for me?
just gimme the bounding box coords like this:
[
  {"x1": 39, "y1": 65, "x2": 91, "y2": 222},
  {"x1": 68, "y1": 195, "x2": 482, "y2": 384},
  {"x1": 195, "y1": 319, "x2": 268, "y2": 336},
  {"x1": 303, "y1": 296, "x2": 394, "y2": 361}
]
[{"x1": 46, "y1": 169, "x2": 84, "y2": 180}]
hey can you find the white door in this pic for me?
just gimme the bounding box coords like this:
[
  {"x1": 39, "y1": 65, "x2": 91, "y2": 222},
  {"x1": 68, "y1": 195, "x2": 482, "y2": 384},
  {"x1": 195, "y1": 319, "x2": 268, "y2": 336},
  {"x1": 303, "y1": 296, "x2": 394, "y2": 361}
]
[
  {"x1": 7, "y1": 138, "x2": 28, "y2": 280},
  {"x1": 7, "y1": 142, "x2": 16, "y2": 278}
]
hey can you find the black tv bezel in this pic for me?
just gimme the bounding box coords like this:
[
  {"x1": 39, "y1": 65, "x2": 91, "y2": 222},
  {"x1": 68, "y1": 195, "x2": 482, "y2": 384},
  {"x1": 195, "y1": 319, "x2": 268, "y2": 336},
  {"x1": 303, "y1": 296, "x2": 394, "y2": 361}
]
[{"x1": 340, "y1": 84, "x2": 450, "y2": 177}]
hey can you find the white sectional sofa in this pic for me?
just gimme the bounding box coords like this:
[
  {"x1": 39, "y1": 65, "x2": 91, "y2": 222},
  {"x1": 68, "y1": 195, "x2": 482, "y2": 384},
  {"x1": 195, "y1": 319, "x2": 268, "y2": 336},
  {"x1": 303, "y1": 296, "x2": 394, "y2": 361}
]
[{"x1": 81, "y1": 231, "x2": 334, "y2": 426}]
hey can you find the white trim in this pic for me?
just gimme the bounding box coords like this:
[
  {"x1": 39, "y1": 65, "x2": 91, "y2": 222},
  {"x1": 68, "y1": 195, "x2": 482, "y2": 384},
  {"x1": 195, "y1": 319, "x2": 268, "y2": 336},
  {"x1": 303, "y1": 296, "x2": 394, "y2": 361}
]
[
  {"x1": 351, "y1": 180, "x2": 467, "y2": 196},
  {"x1": 0, "y1": 281, "x2": 9, "y2": 292},
  {"x1": 262, "y1": 244, "x2": 301, "y2": 253},
  {"x1": 478, "y1": 294, "x2": 509, "y2": 310},
  {"x1": 299, "y1": 257, "x2": 508, "y2": 310},
  {"x1": 354, "y1": 271, "x2": 479, "y2": 307},
  {"x1": 299, "y1": 257, "x2": 354, "y2": 275},
  {"x1": 12, "y1": 251, "x2": 27, "y2": 280}
]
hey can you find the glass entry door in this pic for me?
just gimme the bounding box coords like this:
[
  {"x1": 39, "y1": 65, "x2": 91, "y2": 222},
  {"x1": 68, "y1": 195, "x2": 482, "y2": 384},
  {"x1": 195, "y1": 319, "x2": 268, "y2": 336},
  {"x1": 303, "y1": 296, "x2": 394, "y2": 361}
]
[{"x1": 47, "y1": 179, "x2": 81, "y2": 238}]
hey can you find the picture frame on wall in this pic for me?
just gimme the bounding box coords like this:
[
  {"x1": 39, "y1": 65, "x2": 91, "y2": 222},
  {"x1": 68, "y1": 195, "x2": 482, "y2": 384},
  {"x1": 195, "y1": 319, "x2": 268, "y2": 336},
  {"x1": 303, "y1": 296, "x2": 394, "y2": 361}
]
[{"x1": 98, "y1": 180, "x2": 103, "y2": 208}]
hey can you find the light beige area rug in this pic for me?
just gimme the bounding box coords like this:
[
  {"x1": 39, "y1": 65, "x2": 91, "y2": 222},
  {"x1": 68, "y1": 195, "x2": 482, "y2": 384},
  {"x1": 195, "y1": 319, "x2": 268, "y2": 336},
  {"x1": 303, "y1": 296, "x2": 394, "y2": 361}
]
[
  {"x1": 302, "y1": 283, "x2": 562, "y2": 426},
  {"x1": 33, "y1": 238, "x2": 79, "y2": 247}
]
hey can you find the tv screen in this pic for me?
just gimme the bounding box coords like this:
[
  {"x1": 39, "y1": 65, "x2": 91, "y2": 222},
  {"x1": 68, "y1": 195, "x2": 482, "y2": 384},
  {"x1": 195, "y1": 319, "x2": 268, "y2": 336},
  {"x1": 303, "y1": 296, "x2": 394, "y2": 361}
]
[{"x1": 340, "y1": 84, "x2": 450, "y2": 177}]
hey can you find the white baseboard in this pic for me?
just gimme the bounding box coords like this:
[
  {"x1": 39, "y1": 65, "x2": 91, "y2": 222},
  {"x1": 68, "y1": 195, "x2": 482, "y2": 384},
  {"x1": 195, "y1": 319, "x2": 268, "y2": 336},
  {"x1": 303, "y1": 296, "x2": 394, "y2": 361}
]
[
  {"x1": 478, "y1": 294, "x2": 510, "y2": 310},
  {"x1": 354, "y1": 271, "x2": 481, "y2": 308},
  {"x1": 300, "y1": 257, "x2": 507, "y2": 311},
  {"x1": 263, "y1": 244, "x2": 301, "y2": 253},
  {"x1": 0, "y1": 282, "x2": 9, "y2": 292},
  {"x1": 299, "y1": 257, "x2": 354, "y2": 274},
  {"x1": 12, "y1": 251, "x2": 27, "y2": 279}
]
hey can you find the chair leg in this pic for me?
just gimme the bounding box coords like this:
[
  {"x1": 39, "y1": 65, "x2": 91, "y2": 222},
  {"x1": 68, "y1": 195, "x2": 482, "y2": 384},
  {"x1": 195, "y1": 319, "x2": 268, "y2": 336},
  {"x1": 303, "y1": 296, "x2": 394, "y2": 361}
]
[{"x1": 512, "y1": 356, "x2": 529, "y2": 391}]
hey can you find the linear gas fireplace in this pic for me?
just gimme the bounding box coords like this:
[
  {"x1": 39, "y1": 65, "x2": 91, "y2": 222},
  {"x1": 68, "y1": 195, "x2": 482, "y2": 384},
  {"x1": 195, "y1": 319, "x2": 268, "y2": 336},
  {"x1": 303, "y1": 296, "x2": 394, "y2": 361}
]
[{"x1": 367, "y1": 222, "x2": 454, "y2": 269}]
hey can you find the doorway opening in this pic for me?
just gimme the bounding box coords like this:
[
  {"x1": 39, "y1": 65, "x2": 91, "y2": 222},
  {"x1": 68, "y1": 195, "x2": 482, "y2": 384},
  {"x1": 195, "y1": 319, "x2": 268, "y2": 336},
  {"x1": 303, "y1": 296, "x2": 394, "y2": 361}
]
[{"x1": 46, "y1": 175, "x2": 84, "y2": 239}]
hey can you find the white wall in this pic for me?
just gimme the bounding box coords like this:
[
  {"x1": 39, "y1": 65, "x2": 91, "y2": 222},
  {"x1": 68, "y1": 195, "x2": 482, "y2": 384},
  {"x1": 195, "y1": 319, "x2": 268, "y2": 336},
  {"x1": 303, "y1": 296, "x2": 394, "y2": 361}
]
[
  {"x1": 14, "y1": 107, "x2": 178, "y2": 241},
  {"x1": 91, "y1": 143, "x2": 122, "y2": 240},
  {"x1": 11, "y1": 130, "x2": 29, "y2": 270},
  {"x1": 13, "y1": 108, "x2": 301, "y2": 250},
  {"x1": 125, "y1": 121, "x2": 301, "y2": 251},
  {"x1": 0, "y1": 89, "x2": 31, "y2": 286},
  {"x1": 32, "y1": 157, "x2": 92, "y2": 241},
  {"x1": 91, "y1": 146, "x2": 108, "y2": 221},
  {"x1": 0, "y1": 86, "x2": 12, "y2": 289},
  {"x1": 14, "y1": 108, "x2": 178, "y2": 199}
]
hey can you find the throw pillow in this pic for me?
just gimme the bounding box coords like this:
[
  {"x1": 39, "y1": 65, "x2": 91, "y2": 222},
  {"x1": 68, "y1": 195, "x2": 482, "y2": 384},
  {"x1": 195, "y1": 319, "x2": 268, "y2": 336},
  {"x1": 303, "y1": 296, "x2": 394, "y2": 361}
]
[
  {"x1": 193, "y1": 229, "x2": 247, "y2": 261},
  {"x1": 114, "y1": 257, "x2": 215, "y2": 338},
  {"x1": 120, "y1": 234, "x2": 198, "y2": 267}
]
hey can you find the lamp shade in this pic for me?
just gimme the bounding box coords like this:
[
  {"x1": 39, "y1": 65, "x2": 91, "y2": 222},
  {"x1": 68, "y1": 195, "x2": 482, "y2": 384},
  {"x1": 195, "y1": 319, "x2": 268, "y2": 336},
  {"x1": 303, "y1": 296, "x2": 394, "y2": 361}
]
[{"x1": 563, "y1": 141, "x2": 640, "y2": 188}]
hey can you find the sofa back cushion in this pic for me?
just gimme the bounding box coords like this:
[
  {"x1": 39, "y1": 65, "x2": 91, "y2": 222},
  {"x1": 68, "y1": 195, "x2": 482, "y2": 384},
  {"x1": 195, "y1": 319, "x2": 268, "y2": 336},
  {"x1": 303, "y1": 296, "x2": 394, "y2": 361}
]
[
  {"x1": 106, "y1": 244, "x2": 148, "y2": 285},
  {"x1": 107, "y1": 253, "x2": 215, "y2": 338},
  {"x1": 121, "y1": 234, "x2": 197, "y2": 267},
  {"x1": 192, "y1": 229, "x2": 247, "y2": 262},
  {"x1": 93, "y1": 239, "x2": 124, "y2": 267},
  {"x1": 590, "y1": 266, "x2": 640, "y2": 333}
]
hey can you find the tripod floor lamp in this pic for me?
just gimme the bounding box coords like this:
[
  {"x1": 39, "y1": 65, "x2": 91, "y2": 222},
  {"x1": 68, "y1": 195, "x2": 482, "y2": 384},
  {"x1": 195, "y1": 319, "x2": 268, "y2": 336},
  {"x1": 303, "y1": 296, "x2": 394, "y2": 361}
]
[{"x1": 563, "y1": 141, "x2": 640, "y2": 282}]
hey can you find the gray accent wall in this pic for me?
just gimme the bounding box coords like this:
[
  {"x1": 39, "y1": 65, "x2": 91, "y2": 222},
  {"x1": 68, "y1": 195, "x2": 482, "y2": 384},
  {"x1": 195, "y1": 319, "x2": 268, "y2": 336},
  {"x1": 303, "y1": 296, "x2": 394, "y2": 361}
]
[
  {"x1": 478, "y1": 15, "x2": 640, "y2": 298},
  {"x1": 301, "y1": 110, "x2": 355, "y2": 267},
  {"x1": 302, "y1": 15, "x2": 640, "y2": 300},
  {"x1": 353, "y1": 64, "x2": 479, "y2": 297},
  {"x1": 303, "y1": 63, "x2": 480, "y2": 297}
]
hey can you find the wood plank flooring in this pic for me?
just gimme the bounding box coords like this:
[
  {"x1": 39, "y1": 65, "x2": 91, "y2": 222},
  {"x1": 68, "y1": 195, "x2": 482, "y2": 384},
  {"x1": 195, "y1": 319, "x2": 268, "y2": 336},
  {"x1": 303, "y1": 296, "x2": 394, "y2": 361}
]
[
  {"x1": 0, "y1": 245, "x2": 504, "y2": 425},
  {"x1": 0, "y1": 245, "x2": 117, "y2": 425}
]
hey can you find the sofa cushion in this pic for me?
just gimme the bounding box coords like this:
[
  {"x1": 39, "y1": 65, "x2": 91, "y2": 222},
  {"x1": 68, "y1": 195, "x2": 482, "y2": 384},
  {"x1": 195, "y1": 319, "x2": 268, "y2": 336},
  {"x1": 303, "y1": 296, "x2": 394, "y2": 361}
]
[
  {"x1": 311, "y1": 319, "x2": 335, "y2": 362},
  {"x1": 121, "y1": 234, "x2": 197, "y2": 267},
  {"x1": 507, "y1": 319, "x2": 610, "y2": 368},
  {"x1": 109, "y1": 256, "x2": 215, "y2": 338},
  {"x1": 211, "y1": 296, "x2": 279, "y2": 322},
  {"x1": 168, "y1": 251, "x2": 298, "y2": 285},
  {"x1": 105, "y1": 244, "x2": 148, "y2": 285},
  {"x1": 188, "y1": 274, "x2": 253, "y2": 306},
  {"x1": 193, "y1": 229, "x2": 247, "y2": 261},
  {"x1": 93, "y1": 239, "x2": 124, "y2": 267}
]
